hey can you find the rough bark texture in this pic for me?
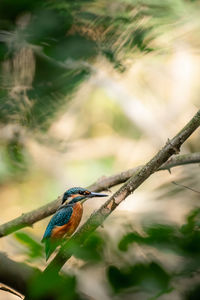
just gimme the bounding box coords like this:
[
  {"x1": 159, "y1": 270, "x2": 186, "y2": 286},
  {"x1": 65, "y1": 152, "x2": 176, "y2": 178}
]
[{"x1": 45, "y1": 110, "x2": 200, "y2": 273}]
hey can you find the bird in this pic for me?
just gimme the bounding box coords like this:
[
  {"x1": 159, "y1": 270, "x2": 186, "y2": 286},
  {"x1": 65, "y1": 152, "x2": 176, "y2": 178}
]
[{"x1": 42, "y1": 187, "x2": 108, "y2": 260}]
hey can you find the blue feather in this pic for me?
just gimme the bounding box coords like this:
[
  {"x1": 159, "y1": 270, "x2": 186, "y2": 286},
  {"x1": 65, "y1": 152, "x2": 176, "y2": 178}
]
[
  {"x1": 42, "y1": 205, "x2": 73, "y2": 241},
  {"x1": 42, "y1": 205, "x2": 73, "y2": 260}
]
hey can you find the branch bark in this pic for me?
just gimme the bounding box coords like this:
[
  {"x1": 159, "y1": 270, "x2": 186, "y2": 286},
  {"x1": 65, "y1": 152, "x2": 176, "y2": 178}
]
[
  {"x1": 0, "y1": 152, "x2": 200, "y2": 238},
  {"x1": 45, "y1": 109, "x2": 200, "y2": 273}
]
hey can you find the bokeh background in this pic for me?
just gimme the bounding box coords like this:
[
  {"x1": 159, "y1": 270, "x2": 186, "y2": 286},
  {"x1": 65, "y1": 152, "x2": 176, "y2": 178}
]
[{"x1": 0, "y1": 0, "x2": 200, "y2": 299}]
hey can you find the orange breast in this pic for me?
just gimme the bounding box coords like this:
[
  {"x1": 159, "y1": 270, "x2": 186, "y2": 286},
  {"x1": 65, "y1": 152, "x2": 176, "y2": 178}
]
[{"x1": 51, "y1": 202, "x2": 83, "y2": 239}]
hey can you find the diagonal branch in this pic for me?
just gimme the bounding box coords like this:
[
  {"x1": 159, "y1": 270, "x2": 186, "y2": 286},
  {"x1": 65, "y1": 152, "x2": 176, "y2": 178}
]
[
  {"x1": 45, "y1": 109, "x2": 200, "y2": 273},
  {"x1": 0, "y1": 152, "x2": 200, "y2": 238}
]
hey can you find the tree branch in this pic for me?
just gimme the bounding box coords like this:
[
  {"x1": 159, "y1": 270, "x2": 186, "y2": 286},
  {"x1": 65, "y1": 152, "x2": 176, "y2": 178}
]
[
  {"x1": 0, "y1": 252, "x2": 38, "y2": 296},
  {"x1": 0, "y1": 252, "x2": 74, "y2": 300},
  {"x1": 158, "y1": 152, "x2": 200, "y2": 170},
  {"x1": 0, "y1": 152, "x2": 200, "y2": 238},
  {"x1": 0, "y1": 285, "x2": 23, "y2": 299},
  {"x1": 45, "y1": 109, "x2": 200, "y2": 273},
  {"x1": 0, "y1": 197, "x2": 62, "y2": 238},
  {"x1": 89, "y1": 152, "x2": 200, "y2": 191}
]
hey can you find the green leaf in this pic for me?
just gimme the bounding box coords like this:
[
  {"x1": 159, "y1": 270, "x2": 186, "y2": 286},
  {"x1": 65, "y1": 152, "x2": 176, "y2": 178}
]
[
  {"x1": 107, "y1": 262, "x2": 171, "y2": 294},
  {"x1": 15, "y1": 232, "x2": 43, "y2": 259},
  {"x1": 28, "y1": 269, "x2": 79, "y2": 300},
  {"x1": 67, "y1": 232, "x2": 105, "y2": 263}
]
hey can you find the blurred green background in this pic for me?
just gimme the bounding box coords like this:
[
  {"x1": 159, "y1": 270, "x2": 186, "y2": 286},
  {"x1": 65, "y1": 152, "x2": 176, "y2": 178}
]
[{"x1": 0, "y1": 0, "x2": 200, "y2": 299}]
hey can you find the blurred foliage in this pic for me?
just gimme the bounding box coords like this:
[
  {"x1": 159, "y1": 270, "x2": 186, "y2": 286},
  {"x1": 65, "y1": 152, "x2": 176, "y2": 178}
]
[
  {"x1": 107, "y1": 262, "x2": 171, "y2": 296},
  {"x1": 0, "y1": 0, "x2": 173, "y2": 178},
  {"x1": 0, "y1": 0, "x2": 193, "y2": 131},
  {"x1": 69, "y1": 231, "x2": 105, "y2": 263},
  {"x1": 1, "y1": 0, "x2": 200, "y2": 299},
  {"x1": 15, "y1": 232, "x2": 43, "y2": 260},
  {"x1": 0, "y1": 0, "x2": 199, "y2": 177},
  {"x1": 115, "y1": 208, "x2": 200, "y2": 299},
  {"x1": 85, "y1": 93, "x2": 142, "y2": 139},
  {"x1": 14, "y1": 207, "x2": 200, "y2": 299},
  {"x1": 119, "y1": 208, "x2": 200, "y2": 261},
  {"x1": 28, "y1": 269, "x2": 80, "y2": 300}
]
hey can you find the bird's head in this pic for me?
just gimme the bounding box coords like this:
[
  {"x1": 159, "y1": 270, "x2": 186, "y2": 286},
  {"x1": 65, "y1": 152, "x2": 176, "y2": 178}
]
[{"x1": 62, "y1": 187, "x2": 108, "y2": 205}]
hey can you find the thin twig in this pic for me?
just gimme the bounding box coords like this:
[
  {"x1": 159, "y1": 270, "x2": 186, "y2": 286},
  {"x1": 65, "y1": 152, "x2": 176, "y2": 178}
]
[
  {"x1": 0, "y1": 285, "x2": 24, "y2": 299},
  {"x1": 172, "y1": 181, "x2": 200, "y2": 194}
]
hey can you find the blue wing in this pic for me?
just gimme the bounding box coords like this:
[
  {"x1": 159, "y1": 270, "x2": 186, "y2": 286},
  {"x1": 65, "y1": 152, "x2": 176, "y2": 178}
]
[{"x1": 42, "y1": 206, "x2": 73, "y2": 241}]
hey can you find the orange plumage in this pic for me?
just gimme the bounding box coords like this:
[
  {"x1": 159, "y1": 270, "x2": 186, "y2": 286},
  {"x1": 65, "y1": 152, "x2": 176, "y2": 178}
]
[
  {"x1": 42, "y1": 187, "x2": 108, "y2": 260},
  {"x1": 51, "y1": 202, "x2": 83, "y2": 239}
]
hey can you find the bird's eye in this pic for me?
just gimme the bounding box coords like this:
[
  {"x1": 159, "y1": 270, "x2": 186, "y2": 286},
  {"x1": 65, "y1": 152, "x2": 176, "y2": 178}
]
[
  {"x1": 83, "y1": 191, "x2": 90, "y2": 195},
  {"x1": 79, "y1": 190, "x2": 90, "y2": 195}
]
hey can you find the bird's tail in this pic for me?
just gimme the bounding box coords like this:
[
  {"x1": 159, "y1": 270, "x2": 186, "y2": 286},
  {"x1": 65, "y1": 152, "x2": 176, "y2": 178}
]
[{"x1": 42, "y1": 238, "x2": 59, "y2": 261}]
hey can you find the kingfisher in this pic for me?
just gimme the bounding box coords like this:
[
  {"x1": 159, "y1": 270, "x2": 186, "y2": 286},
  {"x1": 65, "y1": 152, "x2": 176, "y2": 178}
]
[{"x1": 42, "y1": 187, "x2": 108, "y2": 260}]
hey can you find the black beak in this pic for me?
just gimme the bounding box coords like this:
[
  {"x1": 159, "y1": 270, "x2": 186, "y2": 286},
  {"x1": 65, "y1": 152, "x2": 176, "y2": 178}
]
[{"x1": 89, "y1": 192, "x2": 108, "y2": 198}]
